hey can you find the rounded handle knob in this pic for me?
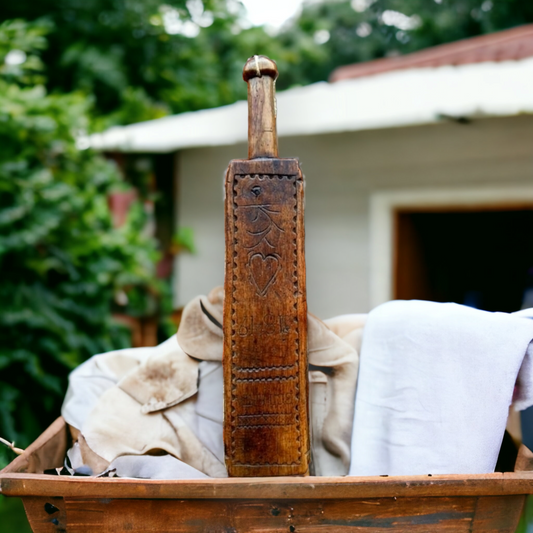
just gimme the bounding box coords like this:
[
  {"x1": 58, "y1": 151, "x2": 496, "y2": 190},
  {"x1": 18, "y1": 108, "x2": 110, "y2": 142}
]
[{"x1": 243, "y1": 55, "x2": 278, "y2": 82}]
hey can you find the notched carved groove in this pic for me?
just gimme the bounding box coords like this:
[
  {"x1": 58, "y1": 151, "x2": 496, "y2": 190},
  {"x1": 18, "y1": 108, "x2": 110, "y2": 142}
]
[
  {"x1": 233, "y1": 376, "x2": 297, "y2": 383},
  {"x1": 233, "y1": 364, "x2": 296, "y2": 372}
]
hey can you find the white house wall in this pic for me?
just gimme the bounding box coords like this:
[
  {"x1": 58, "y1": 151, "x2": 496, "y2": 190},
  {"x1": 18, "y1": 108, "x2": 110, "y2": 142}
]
[{"x1": 175, "y1": 114, "x2": 533, "y2": 318}]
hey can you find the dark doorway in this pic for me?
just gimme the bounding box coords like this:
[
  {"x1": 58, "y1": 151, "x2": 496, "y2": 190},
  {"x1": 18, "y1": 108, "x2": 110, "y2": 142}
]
[{"x1": 394, "y1": 208, "x2": 533, "y2": 312}]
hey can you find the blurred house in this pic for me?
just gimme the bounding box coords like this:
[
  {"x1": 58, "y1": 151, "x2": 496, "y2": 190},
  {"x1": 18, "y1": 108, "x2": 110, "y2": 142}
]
[{"x1": 92, "y1": 24, "x2": 533, "y2": 319}]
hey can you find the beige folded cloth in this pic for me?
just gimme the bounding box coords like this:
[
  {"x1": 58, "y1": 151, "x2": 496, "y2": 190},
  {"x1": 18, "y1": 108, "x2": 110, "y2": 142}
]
[{"x1": 62, "y1": 287, "x2": 365, "y2": 478}]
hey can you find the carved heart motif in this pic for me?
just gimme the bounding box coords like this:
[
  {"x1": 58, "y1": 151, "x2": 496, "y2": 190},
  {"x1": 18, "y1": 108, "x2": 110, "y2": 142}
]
[{"x1": 249, "y1": 253, "x2": 280, "y2": 296}]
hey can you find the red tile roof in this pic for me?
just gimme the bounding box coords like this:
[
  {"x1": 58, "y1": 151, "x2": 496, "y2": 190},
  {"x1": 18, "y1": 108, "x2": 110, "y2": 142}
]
[{"x1": 330, "y1": 24, "x2": 533, "y2": 82}]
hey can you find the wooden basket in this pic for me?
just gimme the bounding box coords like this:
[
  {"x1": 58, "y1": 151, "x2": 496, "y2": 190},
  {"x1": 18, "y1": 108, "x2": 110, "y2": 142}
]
[
  {"x1": 3, "y1": 55, "x2": 533, "y2": 531},
  {"x1": 1, "y1": 416, "x2": 533, "y2": 532}
]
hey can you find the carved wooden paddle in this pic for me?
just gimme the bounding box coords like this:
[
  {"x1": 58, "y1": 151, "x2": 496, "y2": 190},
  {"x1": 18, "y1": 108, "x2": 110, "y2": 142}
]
[{"x1": 223, "y1": 55, "x2": 310, "y2": 477}]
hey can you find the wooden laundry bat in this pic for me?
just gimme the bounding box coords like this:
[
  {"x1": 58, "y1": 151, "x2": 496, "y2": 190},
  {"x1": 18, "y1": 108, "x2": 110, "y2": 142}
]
[{"x1": 223, "y1": 56, "x2": 310, "y2": 477}]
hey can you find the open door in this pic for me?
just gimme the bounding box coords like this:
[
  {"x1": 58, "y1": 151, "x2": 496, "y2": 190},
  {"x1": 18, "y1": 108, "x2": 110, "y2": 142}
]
[{"x1": 394, "y1": 207, "x2": 533, "y2": 312}]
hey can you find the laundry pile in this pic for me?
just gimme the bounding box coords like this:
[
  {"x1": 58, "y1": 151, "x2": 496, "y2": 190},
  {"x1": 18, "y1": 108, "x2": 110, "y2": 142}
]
[
  {"x1": 61, "y1": 288, "x2": 533, "y2": 478},
  {"x1": 62, "y1": 287, "x2": 364, "y2": 478}
]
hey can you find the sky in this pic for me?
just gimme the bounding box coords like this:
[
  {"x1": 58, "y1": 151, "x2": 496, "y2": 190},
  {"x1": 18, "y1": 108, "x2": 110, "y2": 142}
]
[{"x1": 240, "y1": 0, "x2": 305, "y2": 29}]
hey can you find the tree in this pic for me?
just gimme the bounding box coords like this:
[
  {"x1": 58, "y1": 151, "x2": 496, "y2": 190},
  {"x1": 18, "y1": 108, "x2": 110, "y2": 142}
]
[
  {"x1": 0, "y1": 18, "x2": 160, "y2": 468},
  {"x1": 275, "y1": 0, "x2": 533, "y2": 87},
  {"x1": 2, "y1": 1, "x2": 532, "y2": 129},
  {"x1": 0, "y1": 1, "x2": 289, "y2": 128}
]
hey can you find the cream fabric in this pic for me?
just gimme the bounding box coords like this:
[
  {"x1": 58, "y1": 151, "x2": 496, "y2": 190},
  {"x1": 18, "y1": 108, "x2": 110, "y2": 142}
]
[{"x1": 62, "y1": 287, "x2": 363, "y2": 478}]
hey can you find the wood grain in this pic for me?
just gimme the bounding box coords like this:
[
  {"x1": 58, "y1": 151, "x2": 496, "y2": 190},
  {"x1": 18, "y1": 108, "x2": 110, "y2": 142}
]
[
  {"x1": 223, "y1": 56, "x2": 310, "y2": 477},
  {"x1": 515, "y1": 444, "x2": 533, "y2": 472},
  {"x1": 224, "y1": 158, "x2": 309, "y2": 477},
  {"x1": 243, "y1": 55, "x2": 278, "y2": 159},
  {"x1": 4, "y1": 471, "x2": 533, "y2": 500},
  {"x1": 21, "y1": 496, "x2": 66, "y2": 533},
  {"x1": 471, "y1": 496, "x2": 525, "y2": 532},
  {"x1": 57, "y1": 496, "x2": 523, "y2": 532},
  {"x1": 12, "y1": 492, "x2": 528, "y2": 532},
  {"x1": 0, "y1": 417, "x2": 67, "y2": 475}
]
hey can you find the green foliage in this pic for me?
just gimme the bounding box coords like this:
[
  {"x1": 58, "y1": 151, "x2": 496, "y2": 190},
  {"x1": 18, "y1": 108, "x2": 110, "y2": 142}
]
[
  {"x1": 0, "y1": 0, "x2": 286, "y2": 128},
  {"x1": 516, "y1": 495, "x2": 533, "y2": 533},
  {"x1": 173, "y1": 226, "x2": 196, "y2": 254},
  {"x1": 0, "y1": 18, "x2": 49, "y2": 85},
  {"x1": 0, "y1": 495, "x2": 32, "y2": 533},
  {"x1": 2, "y1": 0, "x2": 533, "y2": 128},
  {"x1": 0, "y1": 19, "x2": 160, "y2": 468},
  {"x1": 275, "y1": 0, "x2": 533, "y2": 87}
]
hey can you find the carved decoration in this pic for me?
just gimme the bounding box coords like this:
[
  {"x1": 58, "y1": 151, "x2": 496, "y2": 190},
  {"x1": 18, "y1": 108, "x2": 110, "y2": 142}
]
[{"x1": 224, "y1": 164, "x2": 309, "y2": 477}]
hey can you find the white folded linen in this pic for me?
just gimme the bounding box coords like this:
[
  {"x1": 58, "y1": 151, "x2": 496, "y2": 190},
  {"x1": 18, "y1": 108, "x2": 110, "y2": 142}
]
[{"x1": 349, "y1": 300, "x2": 533, "y2": 476}]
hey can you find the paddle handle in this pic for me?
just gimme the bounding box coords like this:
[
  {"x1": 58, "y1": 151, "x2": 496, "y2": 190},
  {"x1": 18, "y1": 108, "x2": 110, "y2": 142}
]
[{"x1": 243, "y1": 55, "x2": 279, "y2": 159}]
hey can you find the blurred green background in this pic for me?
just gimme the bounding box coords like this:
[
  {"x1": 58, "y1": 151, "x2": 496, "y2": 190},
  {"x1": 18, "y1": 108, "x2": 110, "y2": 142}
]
[{"x1": 1, "y1": 1, "x2": 533, "y2": 530}]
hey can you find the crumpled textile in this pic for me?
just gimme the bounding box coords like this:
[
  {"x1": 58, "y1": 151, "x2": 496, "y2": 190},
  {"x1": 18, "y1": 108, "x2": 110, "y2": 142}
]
[
  {"x1": 62, "y1": 287, "x2": 365, "y2": 478},
  {"x1": 348, "y1": 300, "x2": 533, "y2": 476}
]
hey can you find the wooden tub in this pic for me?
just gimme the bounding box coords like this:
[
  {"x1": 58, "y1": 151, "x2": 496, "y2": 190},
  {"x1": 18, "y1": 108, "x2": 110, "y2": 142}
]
[{"x1": 1, "y1": 416, "x2": 533, "y2": 532}]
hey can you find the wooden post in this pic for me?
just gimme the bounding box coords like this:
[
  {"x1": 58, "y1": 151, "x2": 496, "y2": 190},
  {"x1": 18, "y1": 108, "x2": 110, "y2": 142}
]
[
  {"x1": 244, "y1": 55, "x2": 279, "y2": 159},
  {"x1": 223, "y1": 56, "x2": 310, "y2": 477}
]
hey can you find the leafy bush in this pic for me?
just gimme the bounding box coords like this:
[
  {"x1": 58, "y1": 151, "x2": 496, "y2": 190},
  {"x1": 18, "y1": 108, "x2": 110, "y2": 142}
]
[{"x1": 0, "y1": 19, "x2": 160, "y2": 468}]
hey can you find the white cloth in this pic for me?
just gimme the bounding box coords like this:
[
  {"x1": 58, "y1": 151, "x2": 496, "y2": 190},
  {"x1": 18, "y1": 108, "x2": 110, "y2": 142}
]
[
  {"x1": 349, "y1": 300, "x2": 533, "y2": 476},
  {"x1": 65, "y1": 441, "x2": 209, "y2": 479},
  {"x1": 106, "y1": 454, "x2": 210, "y2": 479}
]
